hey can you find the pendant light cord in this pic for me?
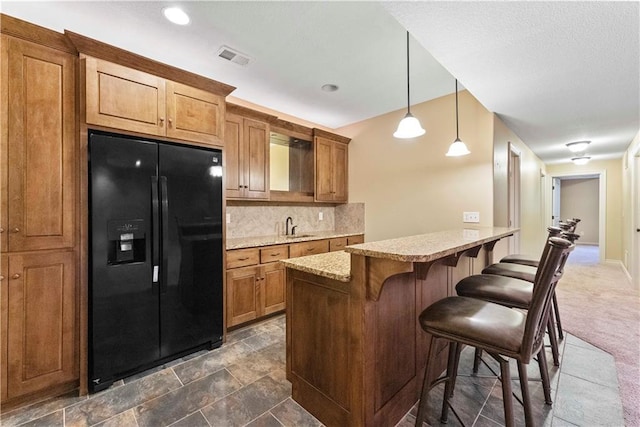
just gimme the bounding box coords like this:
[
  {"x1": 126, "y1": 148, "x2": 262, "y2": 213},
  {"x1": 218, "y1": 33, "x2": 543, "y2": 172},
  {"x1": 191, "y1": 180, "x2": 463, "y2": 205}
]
[
  {"x1": 455, "y1": 79, "x2": 459, "y2": 139},
  {"x1": 406, "y1": 31, "x2": 411, "y2": 114}
]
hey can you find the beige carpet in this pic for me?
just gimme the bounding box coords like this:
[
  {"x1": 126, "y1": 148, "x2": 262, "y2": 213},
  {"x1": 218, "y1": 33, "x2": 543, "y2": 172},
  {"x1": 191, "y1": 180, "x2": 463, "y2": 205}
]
[{"x1": 555, "y1": 245, "x2": 640, "y2": 426}]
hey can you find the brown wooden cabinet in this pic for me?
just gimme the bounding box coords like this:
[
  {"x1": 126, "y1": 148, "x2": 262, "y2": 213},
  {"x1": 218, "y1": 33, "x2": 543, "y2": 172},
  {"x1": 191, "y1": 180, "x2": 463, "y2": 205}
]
[
  {"x1": 2, "y1": 34, "x2": 76, "y2": 252},
  {"x1": 289, "y1": 239, "x2": 330, "y2": 258},
  {"x1": 347, "y1": 234, "x2": 365, "y2": 245},
  {"x1": 314, "y1": 131, "x2": 349, "y2": 203},
  {"x1": 84, "y1": 56, "x2": 224, "y2": 146},
  {"x1": 225, "y1": 112, "x2": 270, "y2": 199},
  {"x1": 225, "y1": 244, "x2": 289, "y2": 328},
  {"x1": 5, "y1": 251, "x2": 77, "y2": 399},
  {"x1": 1, "y1": 23, "x2": 79, "y2": 406}
]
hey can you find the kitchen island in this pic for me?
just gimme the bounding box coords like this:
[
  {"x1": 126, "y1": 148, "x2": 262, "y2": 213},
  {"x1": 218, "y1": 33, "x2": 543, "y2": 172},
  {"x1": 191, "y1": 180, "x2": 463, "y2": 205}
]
[{"x1": 281, "y1": 227, "x2": 517, "y2": 427}]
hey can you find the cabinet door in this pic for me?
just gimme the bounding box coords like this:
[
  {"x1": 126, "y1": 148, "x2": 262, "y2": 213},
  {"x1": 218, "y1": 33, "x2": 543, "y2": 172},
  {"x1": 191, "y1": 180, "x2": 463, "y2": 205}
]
[
  {"x1": 243, "y1": 119, "x2": 270, "y2": 199},
  {"x1": 1, "y1": 37, "x2": 7, "y2": 250},
  {"x1": 84, "y1": 56, "x2": 166, "y2": 136},
  {"x1": 166, "y1": 81, "x2": 223, "y2": 145},
  {"x1": 1, "y1": 254, "x2": 8, "y2": 401},
  {"x1": 226, "y1": 266, "x2": 260, "y2": 327},
  {"x1": 6, "y1": 251, "x2": 76, "y2": 399},
  {"x1": 315, "y1": 137, "x2": 334, "y2": 202},
  {"x1": 332, "y1": 142, "x2": 348, "y2": 202},
  {"x1": 262, "y1": 263, "x2": 286, "y2": 316},
  {"x1": 224, "y1": 114, "x2": 244, "y2": 198},
  {"x1": 5, "y1": 36, "x2": 76, "y2": 251}
]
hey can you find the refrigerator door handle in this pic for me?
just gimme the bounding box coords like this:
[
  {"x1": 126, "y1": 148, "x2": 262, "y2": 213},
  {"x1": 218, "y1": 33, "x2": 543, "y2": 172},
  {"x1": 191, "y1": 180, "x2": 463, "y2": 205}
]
[
  {"x1": 160, "y1": 176, "x2": 169, "y2": 294},
  {"x1": 151, "y1": 176, "x2": 160, "y2": 284}
]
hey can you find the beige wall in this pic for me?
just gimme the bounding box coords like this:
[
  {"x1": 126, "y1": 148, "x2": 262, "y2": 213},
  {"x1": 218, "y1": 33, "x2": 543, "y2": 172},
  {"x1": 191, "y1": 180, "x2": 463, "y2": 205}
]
[
  {"x1": 336, "y1": 90, "x2": 495, "y2": 242},
  {"x1": 560, "y1": 178, "x2": 599, "y2": 244},
  {"x1": 547, "y1": 159, "x2": 623, "y2": 261},
  {"x1": 493, "y1": 116, "x2": 547, "y2": 257},
  {"x1": 622, "y1": 130, "x2": 640, "y2": 284}
]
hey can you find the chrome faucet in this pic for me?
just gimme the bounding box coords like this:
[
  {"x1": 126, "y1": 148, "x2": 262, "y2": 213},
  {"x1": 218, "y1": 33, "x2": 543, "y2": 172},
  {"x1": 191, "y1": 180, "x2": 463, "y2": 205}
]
[{"x1": 285, "y1": 216, "x2": 293, "y2": 235}]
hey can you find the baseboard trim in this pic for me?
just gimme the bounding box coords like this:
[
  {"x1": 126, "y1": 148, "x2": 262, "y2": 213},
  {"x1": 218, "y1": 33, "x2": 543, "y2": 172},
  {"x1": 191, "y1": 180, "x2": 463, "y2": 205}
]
[{"x1": 605, "y1": 259, "x2": 633, "y2": 281}]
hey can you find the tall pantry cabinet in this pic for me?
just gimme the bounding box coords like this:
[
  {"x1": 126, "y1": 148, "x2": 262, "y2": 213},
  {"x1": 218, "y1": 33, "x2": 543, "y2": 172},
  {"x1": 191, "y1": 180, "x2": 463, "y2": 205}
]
[{"x1": 1, "y1": 17, "x2": 79, "y2": 406}]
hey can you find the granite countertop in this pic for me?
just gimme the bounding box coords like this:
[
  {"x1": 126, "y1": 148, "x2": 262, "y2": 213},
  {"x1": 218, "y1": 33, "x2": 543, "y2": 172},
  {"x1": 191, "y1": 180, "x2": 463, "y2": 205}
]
[
  {"x1": 345, "y1": 227, "x2": 518, "y2": 262},
  {"x1": 280, "y1": 227, "x2": 517, "y2": 283},
  {"x1": 280, "y1": 251, "x2": 352, "y2": 282},
  {"x1": 226, "y1": 230, "x2": 363, "y2": 250}
]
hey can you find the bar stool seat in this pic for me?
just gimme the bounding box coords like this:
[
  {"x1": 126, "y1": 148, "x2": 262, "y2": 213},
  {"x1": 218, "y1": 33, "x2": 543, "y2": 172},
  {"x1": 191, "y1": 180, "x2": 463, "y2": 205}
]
[
  {"x1": 500, "y1": 253, "x2": 540, "y2": 267},
  {"x1": 456, "y1": 274, "x2": 532, "y2": 309},
  {"x1": 483, "y1": 262, "x2": 535, "y2": 281}
]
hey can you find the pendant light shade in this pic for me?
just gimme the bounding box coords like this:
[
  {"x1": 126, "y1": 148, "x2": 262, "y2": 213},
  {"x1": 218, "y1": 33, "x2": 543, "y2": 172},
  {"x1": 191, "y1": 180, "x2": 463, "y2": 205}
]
[
  {"x1": 394, "y1": 31, "x2": 425, "y2": 139},
  {"x1": 446, "y1": 79, "x2": 470, "y2": 156}
]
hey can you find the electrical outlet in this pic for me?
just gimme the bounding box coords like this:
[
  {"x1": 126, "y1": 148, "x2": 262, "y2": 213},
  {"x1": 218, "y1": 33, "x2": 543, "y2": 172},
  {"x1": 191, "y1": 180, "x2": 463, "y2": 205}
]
[
  {"x1": 463, "y1": 212, "x2": 480, "y2": 223},
  {"x1": 226, "y1": 213, "x2": 231, "y2": 224},
  {"x1": 319, "y1": 212, "x2": 324, "y2": 221}
]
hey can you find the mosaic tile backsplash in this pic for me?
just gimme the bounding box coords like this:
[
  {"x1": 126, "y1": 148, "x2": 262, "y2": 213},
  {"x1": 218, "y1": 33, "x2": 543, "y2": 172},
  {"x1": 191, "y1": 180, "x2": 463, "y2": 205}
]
[{"x1": 226, "y1": 203, "x2": 364, "y2": 239}]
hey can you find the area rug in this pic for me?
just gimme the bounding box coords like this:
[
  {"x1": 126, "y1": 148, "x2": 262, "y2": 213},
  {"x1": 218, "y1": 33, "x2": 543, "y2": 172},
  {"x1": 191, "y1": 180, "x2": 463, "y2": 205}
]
[{"x1": 555, "y1": 248, "x2": 639, "y2": 426}]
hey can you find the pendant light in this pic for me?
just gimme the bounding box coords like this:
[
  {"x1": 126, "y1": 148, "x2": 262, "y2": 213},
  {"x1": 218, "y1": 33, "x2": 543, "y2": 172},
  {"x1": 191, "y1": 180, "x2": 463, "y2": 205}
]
[
  {"x1": 446, "y1": 79, "x2": 470, "y2": 156},
  {"x1": 394, "y1": 31, "x2": 425, "y2": 139}
]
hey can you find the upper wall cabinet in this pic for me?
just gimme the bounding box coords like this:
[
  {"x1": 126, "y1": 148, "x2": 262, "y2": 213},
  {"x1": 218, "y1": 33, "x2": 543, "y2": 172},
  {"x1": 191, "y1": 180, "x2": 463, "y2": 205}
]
[
  {"x1": 84, "y1": 56, "x2": 224, "y2": 146},
  {"x1": 225, "y1": 105, "x2": 275, "y2": 200},
  {"x1": 1, "y1": 34, "x2": 76, "y2": 251},
  {"x1": 314, "y1": 129, "x2": 350, "y2": 203}
]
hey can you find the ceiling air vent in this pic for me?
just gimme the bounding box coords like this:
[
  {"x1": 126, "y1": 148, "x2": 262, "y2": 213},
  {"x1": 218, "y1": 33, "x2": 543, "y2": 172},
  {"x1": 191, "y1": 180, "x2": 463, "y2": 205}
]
[{"x1": 217, "y1": 46, "x2": 251, "y2": 67}]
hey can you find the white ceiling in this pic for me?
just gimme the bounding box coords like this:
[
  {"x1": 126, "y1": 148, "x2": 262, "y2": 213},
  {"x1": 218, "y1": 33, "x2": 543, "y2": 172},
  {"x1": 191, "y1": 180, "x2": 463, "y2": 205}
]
[{"x1": 3, "y1": 1, "x2": 638, "y2": 165}]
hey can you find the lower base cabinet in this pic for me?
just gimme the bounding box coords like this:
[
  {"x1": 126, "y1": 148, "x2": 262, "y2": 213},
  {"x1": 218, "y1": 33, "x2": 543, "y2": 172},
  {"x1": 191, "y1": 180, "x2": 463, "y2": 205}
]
[
  {"x1": 1, "y1": 251, "x2": 77, "y2": 402},
  {"x1": 225, "y1": 235, "x2": 363, "y2": 329},
  {"x1": 226, "y1": 262, "x2": 286, "y2": 328}
]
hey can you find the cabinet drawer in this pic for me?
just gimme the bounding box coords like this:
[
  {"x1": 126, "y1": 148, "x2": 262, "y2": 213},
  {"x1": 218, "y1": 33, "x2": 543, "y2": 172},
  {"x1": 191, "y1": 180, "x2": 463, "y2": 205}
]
[
  {"x1": 329, "y1": 237, "x2": 348, "y2": 252},
  {"x1": 226, "y1": 248, "x2": 259, "y2": 269},
  {"x1": 289, "y1": 240, "x2": 329, "y2": 258},
  {"x1": 347, "y1": 234, "x2": 365, "y2": 245},
  {"x1": 260, "y1": 245, "x2": 289, "y2": 263}
]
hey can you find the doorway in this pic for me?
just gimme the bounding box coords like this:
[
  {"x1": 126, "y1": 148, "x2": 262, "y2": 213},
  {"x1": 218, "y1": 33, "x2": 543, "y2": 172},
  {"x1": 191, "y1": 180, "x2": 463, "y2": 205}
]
[
  {"x1": 508, "y1": 144, "x2": 521, "y2": 253},
  {"x1": 549, "y1": 171, "x2": 606, "y2": 263}
]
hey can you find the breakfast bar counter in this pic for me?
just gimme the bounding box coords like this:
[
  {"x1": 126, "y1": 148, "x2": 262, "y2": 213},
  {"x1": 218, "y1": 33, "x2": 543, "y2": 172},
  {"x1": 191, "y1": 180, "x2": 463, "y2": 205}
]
[{"x1": 282, "y1": 227, "x2": 517, "y2": 427}]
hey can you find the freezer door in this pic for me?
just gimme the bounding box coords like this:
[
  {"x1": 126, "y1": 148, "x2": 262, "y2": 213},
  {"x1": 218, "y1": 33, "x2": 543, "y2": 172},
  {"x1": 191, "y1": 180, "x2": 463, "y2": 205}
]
[
  {"x1": 89, "y1": 132, "x2": 160, "y2": 391},
  {"x1": 158, "y1": 144, "x2": 224, "y2": 357}
]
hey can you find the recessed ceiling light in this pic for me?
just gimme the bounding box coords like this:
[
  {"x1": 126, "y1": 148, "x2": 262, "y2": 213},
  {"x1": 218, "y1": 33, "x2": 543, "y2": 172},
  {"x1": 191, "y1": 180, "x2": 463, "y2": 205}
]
[
  {"x1": 163, "y1": 7, "x2": 190, "y2": 25},
  {"x1": 566, "y1": 140, "x2": 590, "y2": 153},
  {"x1": 321, "y1": 84, "x2": 339, "y2": 92}
]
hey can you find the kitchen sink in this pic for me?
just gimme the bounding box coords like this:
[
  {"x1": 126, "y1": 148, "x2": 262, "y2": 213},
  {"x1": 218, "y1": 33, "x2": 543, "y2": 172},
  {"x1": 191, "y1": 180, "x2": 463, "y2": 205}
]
[{"x1": 286, "y1": 234, "x2": 314, "y2": 239}]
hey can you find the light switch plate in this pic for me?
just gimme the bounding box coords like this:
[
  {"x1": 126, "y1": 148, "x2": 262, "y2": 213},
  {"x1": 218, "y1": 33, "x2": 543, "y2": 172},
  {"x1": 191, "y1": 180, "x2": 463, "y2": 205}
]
[
  {"x1": 319, "y1": 212, "x2": 324, "y2": 221},
  {"x1": 226, "y1": 213, "x2": 231, "y2": 224},
  {"x1": 463, "y1": 212, "x2": 480, "y2": 223}
]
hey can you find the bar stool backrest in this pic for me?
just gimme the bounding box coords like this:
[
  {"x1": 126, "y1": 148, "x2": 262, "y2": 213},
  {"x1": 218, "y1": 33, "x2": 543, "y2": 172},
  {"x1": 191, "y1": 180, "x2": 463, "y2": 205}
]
[{"x1": 521, "y1": 237, "x2": 574, "y2": 361}]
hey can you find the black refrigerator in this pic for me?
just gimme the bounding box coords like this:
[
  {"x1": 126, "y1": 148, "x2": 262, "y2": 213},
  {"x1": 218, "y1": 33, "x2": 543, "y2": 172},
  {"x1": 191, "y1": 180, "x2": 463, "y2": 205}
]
[{"x1": 88, "y1": 130, "x2": 223, "y2": 392}]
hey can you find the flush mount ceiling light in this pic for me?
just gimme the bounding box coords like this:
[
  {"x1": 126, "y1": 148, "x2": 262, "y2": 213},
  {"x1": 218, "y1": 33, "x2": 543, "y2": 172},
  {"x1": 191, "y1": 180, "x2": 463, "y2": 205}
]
[
  {"x1": 446, "y1": 79, "x2": 470, "y2": 157},
  {"x1": 571, "y1": 156, "x2": 591, "y2": 165},
  {"x1": 393, "y1": 31, "x2": 425, "y2": 139},
  {"x1": 321, "y1": 84, "x2": 339, "y2": 92},
  {"x1": 163, "y1": 7, "x2": 190, "y2": 25},
  {"x1": 566, "y1": 140, "x2": 591, "y2": 153}
]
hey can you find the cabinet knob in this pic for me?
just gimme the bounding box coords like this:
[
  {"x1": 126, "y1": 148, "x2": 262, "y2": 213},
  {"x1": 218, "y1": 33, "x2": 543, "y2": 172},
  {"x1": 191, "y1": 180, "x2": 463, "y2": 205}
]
[
  {"x1": 0, "y1": 227, "x2": 4, "y2": 233},
  {"x1": 168, "y1": 118, "x2": 173, "y2": 126},
  {"x1": 0, "y1": 275, "x2": 4, "y2": 281},
  {"x1": 11, "y1": 273, "x2": 20, "y2": 279},
  {"x1": 159, "y1": 117, "x2": 165, "y2": 124},
  {"x1": 11, "y1": 227, "x2": 19, "y2": 233}
]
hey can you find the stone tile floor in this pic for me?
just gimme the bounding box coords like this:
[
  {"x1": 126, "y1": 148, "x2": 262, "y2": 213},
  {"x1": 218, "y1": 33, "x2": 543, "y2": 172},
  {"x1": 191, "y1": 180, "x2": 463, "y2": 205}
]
[{"x1": 0, "y1": 314, "x2": 624, "y2": 426}]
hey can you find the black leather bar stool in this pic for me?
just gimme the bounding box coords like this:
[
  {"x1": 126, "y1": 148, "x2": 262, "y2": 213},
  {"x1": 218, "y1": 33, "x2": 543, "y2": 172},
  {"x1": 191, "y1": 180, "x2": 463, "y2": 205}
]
[
  {"x1": 500, "y1": 226, "x2": 563, "y2": 267},
  {"x1": 415, "y1": 237, "x2": 574, "y2": 427},
  {"x1": 558, "y1": 218, "x2": 580, "y2": 233},
  {"x1": 481, "y1": 231, "x2": 580, "y2": 348}
]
